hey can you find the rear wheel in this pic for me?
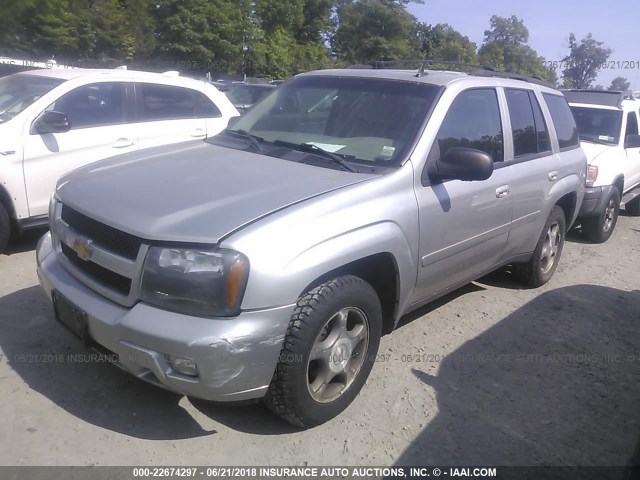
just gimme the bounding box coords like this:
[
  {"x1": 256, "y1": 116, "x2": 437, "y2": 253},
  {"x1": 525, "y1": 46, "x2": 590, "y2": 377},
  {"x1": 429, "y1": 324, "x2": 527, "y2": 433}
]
[
  {"x1": 582, "y1": 188, "x2": 620, "y2": 243},
  {"x1": 264, "y1": 275, "x2": 382, "y2": 428},
  {"x1": 0, "y1": 204, "x2": 11, "y2": 253},
  {"x1": 514, "y1": 205, "x2": 566, "y2": 288}
]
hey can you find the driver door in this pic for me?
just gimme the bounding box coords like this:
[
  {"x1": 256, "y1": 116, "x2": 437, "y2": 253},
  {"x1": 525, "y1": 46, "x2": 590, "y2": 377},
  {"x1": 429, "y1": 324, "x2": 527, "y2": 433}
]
[
  {"x1": 411, "y1": 88, "x2": 513, "y2": 304},
  {"x1": 22, "y1": 81, "x2": 137, "y2": 217}
]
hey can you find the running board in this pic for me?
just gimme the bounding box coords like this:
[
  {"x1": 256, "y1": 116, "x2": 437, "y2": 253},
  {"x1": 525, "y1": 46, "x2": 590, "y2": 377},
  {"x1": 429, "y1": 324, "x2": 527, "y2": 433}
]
[{"x1": 621, "y1": 187, "x2": 640, "y2": 205}]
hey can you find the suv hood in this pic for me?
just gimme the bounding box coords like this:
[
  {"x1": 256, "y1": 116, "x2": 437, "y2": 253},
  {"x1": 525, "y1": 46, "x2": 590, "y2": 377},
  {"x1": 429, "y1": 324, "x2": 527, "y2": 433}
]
[
  {"x1": 57, "y1": 141, "x2": 374, "y2": 244},
  {"x1": 580, "y1": 141, "x2": 617, "y2": 165}
]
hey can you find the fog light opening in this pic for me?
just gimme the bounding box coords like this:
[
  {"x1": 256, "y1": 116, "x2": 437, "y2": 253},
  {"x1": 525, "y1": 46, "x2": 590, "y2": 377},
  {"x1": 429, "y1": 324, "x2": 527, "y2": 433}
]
[{"x1": 167, "y1": 355, "x2": 199, "y2": 377}]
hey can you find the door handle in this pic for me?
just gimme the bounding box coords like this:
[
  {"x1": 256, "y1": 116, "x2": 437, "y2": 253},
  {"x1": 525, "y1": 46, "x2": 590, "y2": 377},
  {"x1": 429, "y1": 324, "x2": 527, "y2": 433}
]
[
  {"x1": 191, "y1": 129, "x2": 206, "y2": 138},
  {"x1": 496, "y1": 185, "x2": 510, "y2": 198},
  {"x1": 112, "y1": 138, "x2": 134, "y2": 149},
  {"x1": 548, "y1": 171, "x2": 559, "y2": 181}
]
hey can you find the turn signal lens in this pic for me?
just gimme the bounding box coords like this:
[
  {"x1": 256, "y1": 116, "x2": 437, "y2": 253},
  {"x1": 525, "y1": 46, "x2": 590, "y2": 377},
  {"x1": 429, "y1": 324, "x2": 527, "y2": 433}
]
[{"x1": 587, "y1": 165, "x2": 598, "y2": 184}]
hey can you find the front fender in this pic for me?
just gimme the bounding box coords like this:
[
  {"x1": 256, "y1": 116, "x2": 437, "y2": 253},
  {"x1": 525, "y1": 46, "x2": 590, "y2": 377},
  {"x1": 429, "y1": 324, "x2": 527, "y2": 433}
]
[{"x1": 222, "y1": 167, "x2": 420, "y2": 313}]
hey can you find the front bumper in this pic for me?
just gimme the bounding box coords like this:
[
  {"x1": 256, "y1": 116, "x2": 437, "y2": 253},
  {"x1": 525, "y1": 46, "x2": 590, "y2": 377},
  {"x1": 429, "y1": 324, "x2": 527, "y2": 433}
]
[
  {"x1": 36, "y1": 232, "x2": 294, "y2": 402},
  {"x1": 578, "y1": 185, "x2": 613, "y2": 217}
]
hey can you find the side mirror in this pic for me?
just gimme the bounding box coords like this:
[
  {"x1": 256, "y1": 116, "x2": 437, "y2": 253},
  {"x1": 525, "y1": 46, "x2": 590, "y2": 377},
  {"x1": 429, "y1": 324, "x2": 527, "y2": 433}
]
[
  {"x1": 227, "y1": 115, "x2": 241, "y2": 127},
  {"x1": 625, "y1": 134, "x2": 640, "y2": 149},
  {"x1": 434, "y1": 147, "x2": 494, "y2": 181},
  {"x1": 32, "y1": 111, "x2": 71, "y2": 134}
]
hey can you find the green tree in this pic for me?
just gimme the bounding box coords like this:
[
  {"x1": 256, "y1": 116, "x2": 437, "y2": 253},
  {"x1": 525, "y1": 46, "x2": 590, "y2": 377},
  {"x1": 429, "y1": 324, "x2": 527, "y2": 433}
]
[
  {"x1": 333, "y1": 0, "x2": 419, "y2": 64},
  {"x1": 608, "y1": 76, "x2": 630, "y2": 92},
  {"x1": 0, "y1": 0, "x2": 36, "y2": 55},
  {"x1": 561, "y1": 33, "x2": 611, "y2": 89},
  {"x1": 413, "y1": 23, "x2": 477, "y2": 63},
  {"x1": 478, "y1": 15, "x2": 557, "y2": 83}
]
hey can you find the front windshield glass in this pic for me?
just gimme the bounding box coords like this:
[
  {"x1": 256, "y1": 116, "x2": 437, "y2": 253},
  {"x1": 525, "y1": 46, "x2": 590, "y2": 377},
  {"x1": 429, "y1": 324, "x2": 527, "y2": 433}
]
[
  {"x1": 0, "y1": 74, "x2": 65, "y2": 124},
  {"x1": 211, "y1": 76, "x2": 441, "y2": 168},
  {"x1": 226, "y1": 85, "x2": 274, "y2": 109},
  {"x1": 570, "y1": 106, "x2": 623, "y2": 145}
]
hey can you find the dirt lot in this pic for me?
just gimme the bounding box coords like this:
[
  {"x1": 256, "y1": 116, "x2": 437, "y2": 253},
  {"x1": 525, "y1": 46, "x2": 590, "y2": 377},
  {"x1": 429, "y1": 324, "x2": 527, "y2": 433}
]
[{"x1": 0, "y1": 214, "x2": 638, "y2": 467}]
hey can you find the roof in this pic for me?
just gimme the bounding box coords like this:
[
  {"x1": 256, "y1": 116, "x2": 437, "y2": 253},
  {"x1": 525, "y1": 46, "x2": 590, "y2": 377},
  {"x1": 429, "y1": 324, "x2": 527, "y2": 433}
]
[
  {"x1": 17, "y1": 67, "x2": 207, "y2": 85},
  {"x1": 564, "y1": 89, "x2": 640, "y2": 109},
  {"x1": 299, "y1": 68, "x2": 559, "y2": 91}
]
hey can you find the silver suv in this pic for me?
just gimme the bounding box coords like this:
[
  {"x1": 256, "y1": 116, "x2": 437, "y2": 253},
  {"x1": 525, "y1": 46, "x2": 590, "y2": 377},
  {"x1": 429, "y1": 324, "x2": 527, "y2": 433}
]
[{"x1": 37, "y1": 68, "x2": 586, "y2": 427}]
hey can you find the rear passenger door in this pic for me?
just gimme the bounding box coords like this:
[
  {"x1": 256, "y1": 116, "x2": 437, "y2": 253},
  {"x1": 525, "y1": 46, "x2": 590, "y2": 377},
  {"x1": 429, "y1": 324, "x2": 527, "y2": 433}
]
[
  {"x1": 501, "y1": 88, "x2": 558, "y2": 257},
  {"x1": 135, "y1": 83, "x2": 224, "y2": 149},
  {"x1": 412, "y1": 88, "x2": 513, "y2": 302}
]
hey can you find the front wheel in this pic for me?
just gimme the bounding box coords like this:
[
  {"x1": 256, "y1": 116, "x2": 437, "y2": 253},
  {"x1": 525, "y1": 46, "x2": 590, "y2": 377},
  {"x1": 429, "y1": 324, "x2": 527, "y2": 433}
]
[
  {"x1": 264, "y1": 275, "x2": 382, "y2": 428},
  {"x1": 582, "y1": 188, "x2": 620, "y2": 243},
  {"x1": 514, "y1": 205, "x2": 566, "y2": 288}
]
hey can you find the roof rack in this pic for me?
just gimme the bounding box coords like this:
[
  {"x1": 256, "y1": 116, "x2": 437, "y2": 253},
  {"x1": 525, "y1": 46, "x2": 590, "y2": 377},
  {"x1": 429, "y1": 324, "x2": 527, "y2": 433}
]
[
  {"x1": 348, "y1": 59, "x2": 556, "y2": 88},
  {"x1": 468, "y1": 69, "x2": 555, "y2": 88}
]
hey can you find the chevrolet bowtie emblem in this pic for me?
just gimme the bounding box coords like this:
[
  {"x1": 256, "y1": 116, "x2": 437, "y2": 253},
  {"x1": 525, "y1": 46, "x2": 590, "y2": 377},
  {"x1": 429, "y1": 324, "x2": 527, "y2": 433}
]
[{"x1": 72, "y1": 237, "x2": 94, "y2": 261}]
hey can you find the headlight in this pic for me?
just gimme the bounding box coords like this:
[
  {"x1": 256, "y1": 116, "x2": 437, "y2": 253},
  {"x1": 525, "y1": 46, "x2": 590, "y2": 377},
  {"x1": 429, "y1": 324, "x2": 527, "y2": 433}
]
[{"x1": 140, "y1": 247, "x2": 249, "y2": 317}]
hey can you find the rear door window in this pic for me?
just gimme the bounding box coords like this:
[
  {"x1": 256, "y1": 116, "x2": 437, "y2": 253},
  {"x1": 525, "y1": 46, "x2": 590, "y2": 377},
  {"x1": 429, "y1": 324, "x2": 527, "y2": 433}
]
[
  {"x1": 138, "y1": 83, "x2": 221, "y2": 121},
  {"x1": 505, "y1": 89, "x2": 552, "y2": 158}
]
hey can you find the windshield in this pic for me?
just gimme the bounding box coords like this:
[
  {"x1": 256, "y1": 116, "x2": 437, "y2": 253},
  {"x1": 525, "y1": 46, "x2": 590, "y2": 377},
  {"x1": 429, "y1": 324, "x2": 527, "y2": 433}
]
[
  {"x1": 0, "y1": 73, "x2": 65, "y2": 124},
  {"x1": 570, "y1": 106, "x2": 623, "y2": 145},
  {"x1": 209, "y1": 76, "x2": 441, "y2": 168},
  {"x1": 226, "y1": 85, "x2": 274, "y2": 110}
]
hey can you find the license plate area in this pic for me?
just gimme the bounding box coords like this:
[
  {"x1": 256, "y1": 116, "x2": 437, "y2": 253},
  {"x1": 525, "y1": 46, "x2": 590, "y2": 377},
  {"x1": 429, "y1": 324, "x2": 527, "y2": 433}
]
[{"x1": 52, "y1": 291, "x2": 89, "y2": 343}]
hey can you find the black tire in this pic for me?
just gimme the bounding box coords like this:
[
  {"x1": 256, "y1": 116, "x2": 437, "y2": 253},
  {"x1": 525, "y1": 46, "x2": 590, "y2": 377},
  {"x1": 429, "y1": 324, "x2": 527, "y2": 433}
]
[
  {"x1": 625, "y1": 195, "x2": 640, "y2": 216},
  {"x1": 264, "y1": 275, "x2": 382, "y2": 428},
  {"x1": 582, "y1": 188, "x2": 620, "y2": 243},
  {"x1": 514, "y1": 205, "x2": 566, "y2": 288},
  {"x1": 0, "y1": 203, "x2": 11, "y2": 254}
]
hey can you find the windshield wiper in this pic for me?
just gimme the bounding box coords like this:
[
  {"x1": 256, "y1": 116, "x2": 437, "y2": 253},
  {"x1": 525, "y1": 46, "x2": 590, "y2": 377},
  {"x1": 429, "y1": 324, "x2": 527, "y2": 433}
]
[
  {"x1": 223, "y1": 129, "x2": 267, "y2": 153},
  {"x1": 579, "y1": 135, "x2": 613, "y2": 146},
  {"x1": 273, "y1": 140, "x2": 356, "y2": 172}
]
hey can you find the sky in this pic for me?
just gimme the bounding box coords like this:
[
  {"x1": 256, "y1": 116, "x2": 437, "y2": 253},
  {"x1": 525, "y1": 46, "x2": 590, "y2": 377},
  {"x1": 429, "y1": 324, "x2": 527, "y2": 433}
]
[{"x1": 408, "y1": 0, "x2": 640, "y2": 90}]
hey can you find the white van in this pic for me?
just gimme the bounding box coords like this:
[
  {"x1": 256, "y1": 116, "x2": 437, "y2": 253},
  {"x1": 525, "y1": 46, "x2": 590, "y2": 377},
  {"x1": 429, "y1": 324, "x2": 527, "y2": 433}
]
[{"x1": 0, "y1": 68, "x2": 239, "y2": 251}]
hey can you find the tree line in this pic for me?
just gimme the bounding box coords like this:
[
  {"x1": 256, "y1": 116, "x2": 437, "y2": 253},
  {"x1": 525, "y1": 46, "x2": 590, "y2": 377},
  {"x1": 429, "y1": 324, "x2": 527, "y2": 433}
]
[{"x1": 0, "y1": 0, "x2": 631, "y2": 89}]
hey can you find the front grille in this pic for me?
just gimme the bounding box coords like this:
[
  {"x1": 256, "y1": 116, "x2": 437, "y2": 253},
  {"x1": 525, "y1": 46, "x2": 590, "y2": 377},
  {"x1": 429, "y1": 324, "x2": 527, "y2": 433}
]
[
  {"x1": 61, "y1": 205, "x2": 142, "y2": 260},
  {"x1": 61, "y1": 243, "x2": 132, "y2": 295}
]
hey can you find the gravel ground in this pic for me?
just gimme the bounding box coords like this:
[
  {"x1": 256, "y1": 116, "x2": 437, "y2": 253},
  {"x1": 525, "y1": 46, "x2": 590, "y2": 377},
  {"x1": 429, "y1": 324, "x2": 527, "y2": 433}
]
[{"x1": 0, "y1": 214, "x2": 638, "y2": 467}]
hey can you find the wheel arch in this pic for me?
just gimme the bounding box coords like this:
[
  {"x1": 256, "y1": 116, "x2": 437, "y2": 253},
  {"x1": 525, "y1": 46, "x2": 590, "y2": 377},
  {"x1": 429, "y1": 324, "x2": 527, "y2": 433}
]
[
  {"x1": 298, "y1": 252, "x2": 400, "y2": 335},
  {"x1": 0, "y1": 184, "x2": 16, "y2": 220}
]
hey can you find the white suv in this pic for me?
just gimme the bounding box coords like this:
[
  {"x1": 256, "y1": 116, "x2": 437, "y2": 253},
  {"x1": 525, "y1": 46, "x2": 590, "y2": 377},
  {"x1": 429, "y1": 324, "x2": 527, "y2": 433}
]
[
  {"x1": 0, "y1": 68, "x2": 239, "y2": 252},
  {"x1": 565, "y1": 90, "x2": 640, "y2": 242}
]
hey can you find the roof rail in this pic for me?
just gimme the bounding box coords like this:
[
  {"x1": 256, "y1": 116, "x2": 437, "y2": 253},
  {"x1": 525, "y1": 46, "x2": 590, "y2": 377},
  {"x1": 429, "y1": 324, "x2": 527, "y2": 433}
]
[
  {"x1": 356, "y1": 59, "x2": 495, "y2": 72},
  {"x1": 469, "y1": 69, "x2": 556, "y2": 88}
]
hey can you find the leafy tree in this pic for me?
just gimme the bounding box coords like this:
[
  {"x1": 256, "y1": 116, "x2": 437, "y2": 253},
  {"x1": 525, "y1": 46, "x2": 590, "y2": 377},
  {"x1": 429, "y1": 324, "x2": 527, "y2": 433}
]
[
  {"x1": 333, "y1": 0, "x2": 419, "y2": 63},
  {"x1": 0, "y1": 0, "x2": 35, "y2": 55},
  {"x1": 413, "y1": 23, "x2": 477, "y2": 63},
  {"x1": 561, "y1": 33, "x2": 611, "y2": 89},
  {"x1": 608, "y1": 76, "x2": 630, "y2": 92},
  {"x1": 483, "y1": 15, "x2": 528, "y2": 45},
  {"x1": 478, "y1": 15, "x2": 557, "y2": 83}
]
